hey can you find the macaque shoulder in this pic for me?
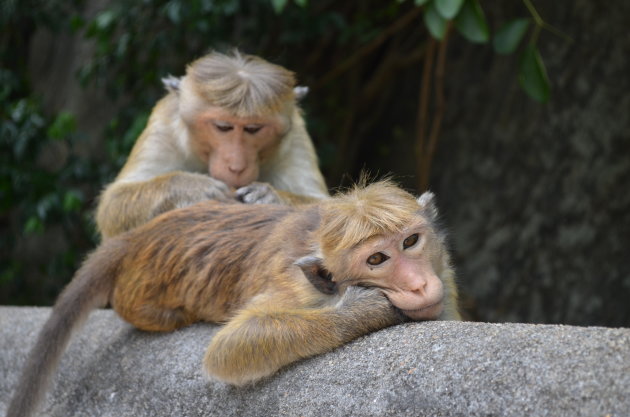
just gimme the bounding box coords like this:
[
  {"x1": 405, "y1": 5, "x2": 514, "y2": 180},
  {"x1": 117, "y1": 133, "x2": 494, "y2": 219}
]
[{"x1": 117, "y1": 98, "x2": 206, "y2": 183}]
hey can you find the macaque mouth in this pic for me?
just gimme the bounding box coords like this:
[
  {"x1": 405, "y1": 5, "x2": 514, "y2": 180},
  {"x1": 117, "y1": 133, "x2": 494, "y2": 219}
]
[{"x1": 400, "y1": 300, "x2": 444, "y2": 320}]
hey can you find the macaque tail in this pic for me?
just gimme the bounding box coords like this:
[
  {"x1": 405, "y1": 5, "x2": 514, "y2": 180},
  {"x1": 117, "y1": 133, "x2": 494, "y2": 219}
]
[{"x1": 6, "y1": 239, "x2": 125, "y2": 417}]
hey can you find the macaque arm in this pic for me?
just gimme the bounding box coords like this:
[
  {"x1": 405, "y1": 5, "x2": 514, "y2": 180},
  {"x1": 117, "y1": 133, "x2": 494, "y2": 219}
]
[
  {"x1": 203, "y1": 286, "x2": 404, "y2": 386},
  {"x1": 96, "y1": 171, "x2": 234, "y2": 238}
]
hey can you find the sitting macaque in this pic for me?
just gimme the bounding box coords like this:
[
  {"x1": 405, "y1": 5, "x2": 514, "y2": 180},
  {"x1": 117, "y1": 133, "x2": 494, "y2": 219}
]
[
  {"x1": 96, "y1": 50, "x2": 329, "y2": 238},
  {"x1": 7, "y1": 181, "x2": 460, "y2": 417}
]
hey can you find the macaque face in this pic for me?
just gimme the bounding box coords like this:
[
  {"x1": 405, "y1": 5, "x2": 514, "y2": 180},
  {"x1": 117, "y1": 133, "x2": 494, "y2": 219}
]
[
  {"x1": 343, "y1": 221, "x2": 445, "y2": 320},
  {"x1": 190, "y1": 108, "x2": 283, "y2": 189}
]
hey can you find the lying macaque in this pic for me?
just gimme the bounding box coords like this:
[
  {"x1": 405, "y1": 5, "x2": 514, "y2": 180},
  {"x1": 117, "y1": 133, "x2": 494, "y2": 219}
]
[{"x1": 7, "y1": 180, "x2": 460, "y2": 417}]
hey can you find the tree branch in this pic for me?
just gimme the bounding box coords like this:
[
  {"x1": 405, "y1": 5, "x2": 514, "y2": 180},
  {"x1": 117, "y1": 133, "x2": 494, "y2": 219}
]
[
  {"x1": 314, "y1": 7, "x2": 424, "y2": 89},
  {"x1": 421, "y1": 24, "x2": 451, "y2": 191},
  {"x1": 415, "y1": 36, "x2": 436, "y2": 189}
]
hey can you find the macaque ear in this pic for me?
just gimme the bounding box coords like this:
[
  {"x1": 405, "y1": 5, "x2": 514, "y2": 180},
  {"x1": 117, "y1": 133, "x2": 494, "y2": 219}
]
[
  {"x1": 293, "y1": 86, "x2": 309, "y2": 101},
  {"x1": 294, "y1": 256, "x2": 337, "y2": 295},
  {"x1": 417, "y1": 191, "x2": 438, "y2": 222},
  {"x1": 162, "y1": 75, "x2": 182, "y2": 94}
]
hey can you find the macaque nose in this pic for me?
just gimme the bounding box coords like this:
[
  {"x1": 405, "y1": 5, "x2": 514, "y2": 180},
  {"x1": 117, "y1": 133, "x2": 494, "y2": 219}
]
[
  {"x1": 410, "y1": 277, "x2": 428, "y2": 296},
  {"x1": 228, "y1": 164, "x2": 246, "y2": 175},
  {"x1": 226, "y1": 154, "x2": 248, "y2": 176}
]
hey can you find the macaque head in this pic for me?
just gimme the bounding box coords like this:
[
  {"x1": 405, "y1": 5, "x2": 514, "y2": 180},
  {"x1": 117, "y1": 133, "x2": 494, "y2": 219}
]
[
  {"x1": 175, "y1": 50, "x2": 296, "y2": 188},
  {"x1": 343, "y1": 216, "x2": 445, "y2": 320},
  {"x1": 297, "y1": 181, "x2": 449, "y2": 320}
]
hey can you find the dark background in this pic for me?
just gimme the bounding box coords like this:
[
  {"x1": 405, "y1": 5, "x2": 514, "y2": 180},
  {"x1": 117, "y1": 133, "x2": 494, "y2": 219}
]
[{"x1": 2, "y1": 0, "x2": 629, "y2": 326}]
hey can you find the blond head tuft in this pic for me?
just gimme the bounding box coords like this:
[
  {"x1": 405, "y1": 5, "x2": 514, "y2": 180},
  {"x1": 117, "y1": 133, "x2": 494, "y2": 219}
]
[
  {"x1": 186, "y1": 50, "x2": 296, "y2": 118},
  {"x1": 318, "y1": 179, "x2": 420, "y2": 254}
]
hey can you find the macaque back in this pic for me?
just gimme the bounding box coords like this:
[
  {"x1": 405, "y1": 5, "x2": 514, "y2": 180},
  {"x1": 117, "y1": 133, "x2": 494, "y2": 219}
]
[{"x1": 112, "y1": 202, "x2": 304, "y2": 330}]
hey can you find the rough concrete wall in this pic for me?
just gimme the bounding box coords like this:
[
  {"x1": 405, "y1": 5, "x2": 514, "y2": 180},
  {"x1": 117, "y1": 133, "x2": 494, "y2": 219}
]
[{"x1": 1, "y1": 307, "x2": 628, "y2": 417}]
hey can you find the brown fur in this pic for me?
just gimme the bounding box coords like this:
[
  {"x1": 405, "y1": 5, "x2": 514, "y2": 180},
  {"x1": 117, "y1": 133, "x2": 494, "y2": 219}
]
[{"x1": 7, "y1": 181, "x2": 459, "y2": 417}]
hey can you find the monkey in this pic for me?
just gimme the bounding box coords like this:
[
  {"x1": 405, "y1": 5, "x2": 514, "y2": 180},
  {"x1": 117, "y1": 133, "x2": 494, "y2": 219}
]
[
  {"x1": 95, "y1": 50, "x2": 329, "y2": 239},
  {"x1": 7, "y1": 180, "x2": 460, "y2": 417}
]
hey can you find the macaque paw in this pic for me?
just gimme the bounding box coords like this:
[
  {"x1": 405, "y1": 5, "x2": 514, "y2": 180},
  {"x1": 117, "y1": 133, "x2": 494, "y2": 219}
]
[
  {"x1": 341, "y1": 286, "x2": 390, "y2": 308},
  {"x1": 166, "y1": 173, "x2": 235, "y2": 209},
  {"x1": 204, "y1": 177, "x2": 236, "y2": 201},
  {"x1": 340, "y1": 286, "x2": 407, "y2": 325},
  {"x1": 236, "y1": 182, "x2": 283, "y2": 205}
]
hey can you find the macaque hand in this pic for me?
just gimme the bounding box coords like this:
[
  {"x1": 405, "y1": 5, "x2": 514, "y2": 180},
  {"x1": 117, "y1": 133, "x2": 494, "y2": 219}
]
[
  {"x1": 338, "y1": 286, "x2": 407, "y2": 329},
  {"x1": 166, "y1": 172, "x2": 236, "y2": 207},
  {"x1": 201, "y1": 176, "x2": 236, "y2": 201},
  {"x1": 236, "y1": 182, "x2": 284, "y2": 205}
]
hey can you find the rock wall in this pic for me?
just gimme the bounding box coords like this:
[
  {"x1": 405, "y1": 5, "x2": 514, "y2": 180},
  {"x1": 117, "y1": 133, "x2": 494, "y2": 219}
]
[
  {"x1": 1, "y1": 307, "x2": 628, "y2": 416},
  {"x1": 430, "y1": 0, "x2": 630, "y2": 325}
]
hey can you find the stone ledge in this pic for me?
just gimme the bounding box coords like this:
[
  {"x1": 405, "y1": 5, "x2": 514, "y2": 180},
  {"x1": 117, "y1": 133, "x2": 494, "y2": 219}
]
[{"x1": 0, "y1": 306, "x2": 628, "y2": 417}]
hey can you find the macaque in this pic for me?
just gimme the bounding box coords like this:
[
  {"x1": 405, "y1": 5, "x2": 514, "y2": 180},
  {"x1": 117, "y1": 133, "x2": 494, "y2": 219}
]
[
  {"x1": 7, "y1": 181, "x2": 460, "y2": 417},
  {"x1": 96, "y1": 50, "x2": 329, "y2": 238}
]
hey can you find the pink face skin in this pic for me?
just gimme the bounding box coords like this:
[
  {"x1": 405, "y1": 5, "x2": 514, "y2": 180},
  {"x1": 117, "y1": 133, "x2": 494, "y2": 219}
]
[
  {"x1": 190, "y1": 108, "x2": 283, "y2": 189},
  {"x1": 342, "y1": 222, "x2": 445, "y2": 320}
]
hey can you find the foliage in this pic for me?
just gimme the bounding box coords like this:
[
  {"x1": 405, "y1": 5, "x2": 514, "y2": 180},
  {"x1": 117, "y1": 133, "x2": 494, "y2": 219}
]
[
  {"x1": 0, "y1": 70, "x2": 100, "y2": 304},
  {"x1": 410, "y1": 0, "x2": 558, "y2": 103}
]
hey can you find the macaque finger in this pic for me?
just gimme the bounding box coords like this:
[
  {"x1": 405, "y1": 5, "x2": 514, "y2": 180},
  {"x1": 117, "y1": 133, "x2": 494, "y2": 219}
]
[
  {"x1": 339, "y1": 286, "x2": 408, "y2": 326},
  {"x1": 236, "y1": 182, "x2": 283, "y2": 205},
  {"x1": 203, "y1": 177, "x2": 237, "y2": 201}
]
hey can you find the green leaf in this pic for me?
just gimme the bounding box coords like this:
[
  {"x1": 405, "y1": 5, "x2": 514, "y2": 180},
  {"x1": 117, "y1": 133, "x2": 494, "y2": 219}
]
[
  {"x1": 0, "y1": 262, "x2": 21, "y2": 286},
  {"x1": 493, "y1": 18, "x2": 530, "y2": 55},
  {"x1": 424, "y1": 2, "x2": 447, "y2": 40},
  {"x1": 63, "y1": 190, "x2": 84, "y2": 212},
  {"x1": 70, "y1": 15, "x2": 85, "y2": 32},
  {"x1": 47, "y1": 111, "x2": 76, "y2": 140},
  {"x1": 414, "y1": 0, "x2": 430, "y2": 5},
  {"x1": 24, "y1": 216, "x2": 44, "y2": 235},
  {"x1": 36, "y1": 194, "x2": 60, "y2": 220},
  {"x1": 271, "y1": 0, "x2": 288, "y2": 13},
  {"x1": 519, "y1": 44, "x2": 550, "y2": 103},
  {"x1": 164, "y1": 1, "x2": 182, "y2": 24},
  {"x1": 116, "y1": 33, "x2": 130, "y2": 57},
  {"x1": 294, "y1": 0, "x2": 308, "y2": 7},
  {"x1": 435, "y1": 0, "x2": 464, "y2": 19},
  {"x1": 10, "y1": 99, "x2": 28, "y2": 122},
  {"x1": 454, "y1": 0, "x2": 489, "y2": 43},
  {"x1": 94, "y1": 10, "x2": 116, "y2": 30}
]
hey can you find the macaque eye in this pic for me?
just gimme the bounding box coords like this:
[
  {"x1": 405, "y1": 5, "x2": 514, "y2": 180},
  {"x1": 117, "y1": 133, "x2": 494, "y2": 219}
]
[
  {"x1": 244, "y1": 125, "x2": 263, "y2": 134},
  {"x1": 213, "y1": 123, "x2": 234, "y2": 132},
  {"x1": 403, "y1": 233, "x2": 419, "y2": 249},
  {"x1": 366, "y1": 252, "x2": 389, "y2": 266}
]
